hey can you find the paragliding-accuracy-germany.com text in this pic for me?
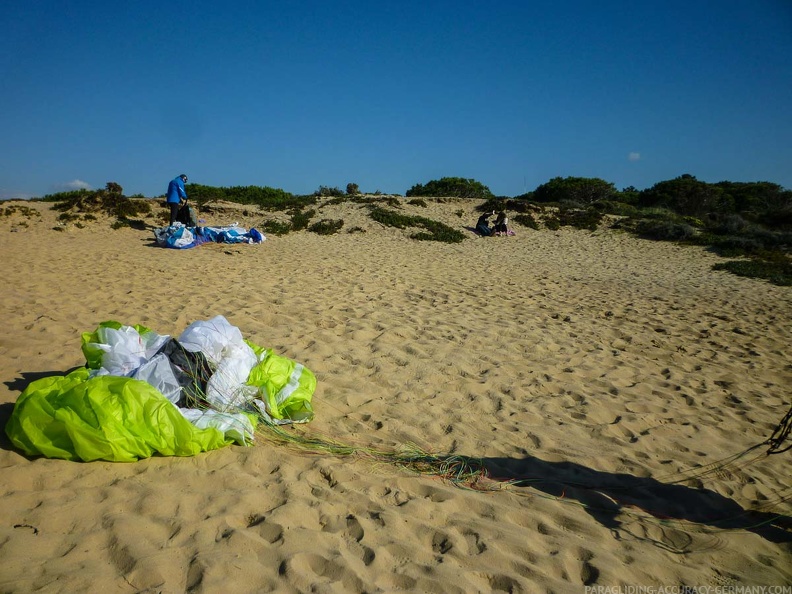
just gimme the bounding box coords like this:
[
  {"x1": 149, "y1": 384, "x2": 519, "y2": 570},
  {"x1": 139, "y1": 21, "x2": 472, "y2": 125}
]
[{"x1": 585, "y1": 586, "x2": 792, "y2": 594}]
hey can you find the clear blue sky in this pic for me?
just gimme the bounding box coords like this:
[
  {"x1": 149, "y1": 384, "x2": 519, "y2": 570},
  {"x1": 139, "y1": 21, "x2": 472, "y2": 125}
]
[{"x1": 2, "y1": 0, "x2": 791, "y2": 199}]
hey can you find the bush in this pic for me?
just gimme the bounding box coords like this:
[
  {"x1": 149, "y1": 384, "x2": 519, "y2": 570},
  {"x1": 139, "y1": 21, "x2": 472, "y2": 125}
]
[
  {"x1": 308, "y1": 219, "x2": 344, "y2": 235},
  {"x1": 290, "y1": 208, "x2": 315, "y2": 231},
  {"x1": 368, "y1": 206, "x2": 465, "y2": 243},
  {"x1": 544, "y1": 215, "x2": 561, "y2": 231},
  {"x1": 556, "y1": 207, "x2": 604, "y2": 231},
  {"x1": 314, "y1": 186, "x2": 345, "y2": 198},
  {"x1": 476, "y1": 198, "x2": 507, "y2": 213},
  {"x1": 259, "y1": 220, "x2": 292, "y2": 235},
  {"x1": 406, "y1": 177, "x2": 494, "y2": 199},
  {"x1": 48, "y1": 182, "x2": 150, "y2": 226},
  {"x1": 513, "y1": 213, "x2": 539, "y2": 229},
  {"x1": 632, "y1": 219, "x2": 697, "y2": 241},
  {"x1": 40, "y1": 189, "x2": 92, "y2": 203},
  {"x1": 188, "y1": 184, "x2": 297, "y2": 210},
  {"x1": 533, "y1": 176, "x2": 617, "y2": 204},
  {"x1": 712, "y1": 259, "x2": 792, "y2": 286},
  {"x1": 0, "y1": 204, "x2": 41, "y2": 218},
  {"x1": 321, "y1": 197, "x2": 347, "y2": 207},
  {"x1": 346, "y1": 183, "x2": 360, "y2": 196},
  {"x1": 594, "y1": 200, "x2": 640, "y2": 217},
  {"x1": 407, "y1": 198, "x2": 427, "y2": 207},
  {"x1": 639, "y1": 174, "x2": 732, "y2": 217}
]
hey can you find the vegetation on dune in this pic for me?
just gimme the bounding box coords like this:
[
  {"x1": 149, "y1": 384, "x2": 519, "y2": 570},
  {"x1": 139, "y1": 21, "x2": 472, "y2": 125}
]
[
  {"x1": 712, "y1": 257, "x2": 792, "y2": 286},
  {"x1": 504, "y1": 174, "x2": 790, "y2": 285},
  {"x1": 289, "y1": 208, "x2": 315, "y2": 232},
  {"x1": 187, "y1": 183, "x2": 314, "y2": 211},
  {"x1": 406, "y1": 177, "x2": 494, "y2": 199},
  {"x1": 45, "y1": 182, "x2": 151, "y2": 228},
  {"x1": 530, "y1": 176, "x2": 617, "y2": 205},
  {"x1": 308, "y1": 218, "x2": 344, "y2": 235},
  {"x1": 1, "y1": 204, "x2": 41, "y2": 219},
  {"x1": 18, "y1": 171, "x2": 790, "y2": 285},
  {"x1": 258, "y1": 219, "x2": 292, "y2": 236},
  {"x1": 368, "y1": 206, "x2": 466, "y2": 243}
]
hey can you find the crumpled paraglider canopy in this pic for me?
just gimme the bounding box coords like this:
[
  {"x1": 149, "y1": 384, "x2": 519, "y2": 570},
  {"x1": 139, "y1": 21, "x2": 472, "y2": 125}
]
[
  {"x1": 5, "y1": 316, "x2": 315, "y2": 462},
  {"x1": 153, "y1": 223, "x2": 265, "y2": 249}
]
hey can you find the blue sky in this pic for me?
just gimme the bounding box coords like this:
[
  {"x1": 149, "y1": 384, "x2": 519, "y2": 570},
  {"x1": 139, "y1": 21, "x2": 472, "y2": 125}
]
[{"x1": 2, "y1": 0, "x2": 791, "y2": 199}]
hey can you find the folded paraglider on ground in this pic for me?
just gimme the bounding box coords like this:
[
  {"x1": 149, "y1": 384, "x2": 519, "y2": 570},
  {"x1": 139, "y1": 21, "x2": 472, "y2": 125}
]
[
  {"x1": 154, "y1": 222, "x2": 265, "y2": 249},
  {"x1": 5, "y1": 316, "x2": 315, "y2": 462}
]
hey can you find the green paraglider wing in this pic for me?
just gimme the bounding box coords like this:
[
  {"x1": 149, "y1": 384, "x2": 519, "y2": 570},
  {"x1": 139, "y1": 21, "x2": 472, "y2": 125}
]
[
  {"x1": 5, "y1": 368, "x2": 232, "y2": 462},
  {"x1": 246, "y1": 341, "x2": 315, "y2": 423}
]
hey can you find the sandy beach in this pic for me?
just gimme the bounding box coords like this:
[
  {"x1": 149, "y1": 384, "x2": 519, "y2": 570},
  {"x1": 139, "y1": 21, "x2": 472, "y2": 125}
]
[{"x1": 0, "y1": 197, "x2": 790, "y2": 593}]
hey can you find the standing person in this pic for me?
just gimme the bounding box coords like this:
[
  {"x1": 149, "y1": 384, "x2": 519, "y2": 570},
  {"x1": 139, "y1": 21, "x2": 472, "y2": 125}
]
[{"x1": 166, "y1": 174, "x2": 189, "y2": 226}]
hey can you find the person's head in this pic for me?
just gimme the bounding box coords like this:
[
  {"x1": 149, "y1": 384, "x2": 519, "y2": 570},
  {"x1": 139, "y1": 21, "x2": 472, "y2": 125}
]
[{"x1": 179, "y1": 174, "x2": 188, "y2": 183}]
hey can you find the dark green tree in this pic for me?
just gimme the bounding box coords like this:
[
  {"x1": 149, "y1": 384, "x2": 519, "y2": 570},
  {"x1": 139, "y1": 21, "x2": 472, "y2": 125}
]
[
  {"x1": 713, "y1": 181, "x2": 791, "y2": 215},
  {"x1": 639, "y1": 175, "x2": 730, "y2": 217},
  {"x1": 532, "y1": 176, "x2": 616, "y2": 204},
  {"x1": 406, "y1": 177, "x2": 494, "y2": 199}
]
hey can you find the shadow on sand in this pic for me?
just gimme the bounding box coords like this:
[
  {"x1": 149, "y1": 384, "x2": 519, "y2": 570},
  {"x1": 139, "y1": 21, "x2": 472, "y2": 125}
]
[{"x1": 483, "y1": 455, "x2": 792, "y2": 551}]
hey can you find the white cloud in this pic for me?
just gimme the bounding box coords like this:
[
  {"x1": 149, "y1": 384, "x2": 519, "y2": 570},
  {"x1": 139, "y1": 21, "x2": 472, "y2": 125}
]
[
  {"x1": 61, "y1": 179, "x2": 93, "y2": 190},
  {"x1": 628, "y1": 152, "x2": 641, "y2": 162}
]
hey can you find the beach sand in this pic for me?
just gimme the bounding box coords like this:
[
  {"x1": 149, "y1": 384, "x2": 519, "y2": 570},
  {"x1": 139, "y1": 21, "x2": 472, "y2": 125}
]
[{"x1": 0, "y1": 198, "x2": 790, "y2": 593}]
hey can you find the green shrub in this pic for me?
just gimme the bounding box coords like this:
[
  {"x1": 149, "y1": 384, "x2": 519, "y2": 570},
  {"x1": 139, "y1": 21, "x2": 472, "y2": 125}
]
[
  {"x1": 1, "y1": 204, "x2": 41, "y2": 218},
  {"x1": 369, "y1": 207, "x2": 413, "y2": 229},
  {"x1": 346, "y1": 183, "x2": 360, "y2": 195},
  {"x1": 595, "y1": 200, "x2": 640, "y2": 217},
  {"x1": 41, "y1": 189, "x2": 92, "y2": 203},
  {"x1": 556, "y1": 207, "x2": 603, "y2": 230},
  {"x1": 513, "y1": 213, "x2": 539, "y2": 229},
  {"x1": 49, "y1": 183, "x2": 150, "y2": 227},
  {"x1": 476, "y1": 198, "x2": 508, "y2": 213},
  {"x1": 407, "y1": 198, "x2": 427, "y2": 207},
  {"x1": 259, "y1": 220, "x2": 292, "y2": 235},
  {"x1": 632, "y1": 219, "x2": 697, "y2": 241},
  {"x1": 290, "y1": 208, "x2": 315, "y2": 231},
  {"x1": 368, "y1": 206, "x2": 465, "y2": 243},
  {"x1": 544, "y1": 216, "x2": 561, "y2": 230},
  {"x1": 406, "y1": 177, "x2": 494, "y2": 199},
  {"x1": 637, "y1": 207, "x2": 684, "y2": 221},
  {"x1": 712, "y1": 258, "x2": 792, "y2": 286},
  {"x1": 189, "y1": 184, "x2": 299, "y2": 210},
  {"x1": 533, "y1": 176, "x2": 617, "y2": 204},
  {"x1": 314, "y1": 186, "x2": 345, "y2": 198},
  {"x1": 308, "y1": 219, "x2": 344, "y2": 235}
]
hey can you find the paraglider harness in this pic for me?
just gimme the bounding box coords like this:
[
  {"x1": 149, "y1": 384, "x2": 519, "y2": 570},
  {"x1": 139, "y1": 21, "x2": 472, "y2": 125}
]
[{"x1": 176, "y1": 202, "x2": 198, "y2": 227}]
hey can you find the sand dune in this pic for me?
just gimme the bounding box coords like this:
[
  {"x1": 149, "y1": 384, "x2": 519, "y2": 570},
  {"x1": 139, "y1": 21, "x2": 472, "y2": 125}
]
[{"x1": 0, "y1": 198, "x2": 790, "y2": 592}]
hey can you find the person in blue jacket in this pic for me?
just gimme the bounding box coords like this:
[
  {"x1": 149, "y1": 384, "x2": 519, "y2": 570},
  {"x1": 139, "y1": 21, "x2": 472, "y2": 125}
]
[{"x1": 166, "y1": 174, "x2": 189, "y2": 226}]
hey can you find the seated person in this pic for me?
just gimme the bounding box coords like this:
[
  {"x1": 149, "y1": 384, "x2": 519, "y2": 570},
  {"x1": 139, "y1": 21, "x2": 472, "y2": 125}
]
[
  {"x1": 475, "y1": 211, "x2": 496, "y2": 236},
  {"x1": 493, "y1": 211, "x2": 509, "y2": 235}
]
